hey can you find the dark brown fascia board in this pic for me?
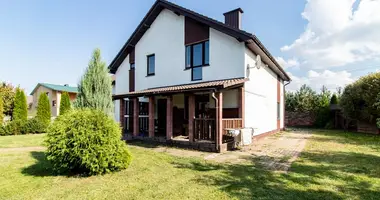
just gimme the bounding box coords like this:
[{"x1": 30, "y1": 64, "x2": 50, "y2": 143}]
[
  {"x1": 249, "y1": 36, "x2": 291, "y2": 81},
  {"x1": 112, "y1": 86, "x2": 222, "y2": 100}
]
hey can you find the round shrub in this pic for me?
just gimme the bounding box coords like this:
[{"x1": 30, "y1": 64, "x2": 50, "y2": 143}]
[{"x1": 45, "y1": 109, "x2": 132, "y2": 175}]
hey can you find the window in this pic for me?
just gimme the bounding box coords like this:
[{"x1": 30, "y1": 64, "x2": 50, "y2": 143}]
[
  {"x1": 186, "y1": 46, "x2": 191, "y2": 68},
  {"x1": 192, "y1": 67, "x2": 202, "y2": 81},
  {"x1": 147, "y1": 54, "x2": 155, "y2": 76},
  {"x1": 277, "y1": 102, "x2": 280, "y2": 120},
  {"x1": 130, "y1": 63, "x2": 135, "y2": 70},
  {"x1": 185, "y1": 40, "x2": 209, "y2": 81}
]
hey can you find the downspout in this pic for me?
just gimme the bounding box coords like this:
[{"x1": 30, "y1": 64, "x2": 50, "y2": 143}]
[{"x1": 211, "y1": 91, "x2": 219, "y2": 152}]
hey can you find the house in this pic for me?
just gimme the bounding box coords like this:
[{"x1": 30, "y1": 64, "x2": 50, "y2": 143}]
[
  {"x1": 110, "y1": 0, "x2": 291, "y2": 152},
  {"x1": 30, "y1": 83, "x2": 78, "y2": 117}
]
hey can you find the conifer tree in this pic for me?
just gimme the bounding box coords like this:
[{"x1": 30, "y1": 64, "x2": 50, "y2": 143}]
[
  {"x1": 0, "y1": 95, "x2": 4, "y2": 124},
  {"x1": 59, "y1": 92, "x2": 71, "y2": 115},
  {"x1": 13, "y1": 88, "x2": 27, "y2": 121},
  {"x1": 36, "y1": 93, "x2": 51, "y2": 126},
  {"x1": 74, "y1": 48, "x2": 113, "y2": 115}
]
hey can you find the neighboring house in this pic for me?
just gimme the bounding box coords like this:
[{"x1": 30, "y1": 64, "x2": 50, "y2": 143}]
[
  {"x1": 30, "y1": 83, "x2": 78, "y2": 117},
  {"x1": 110, "y1": 0, "x2": 291, "y2": 152}
]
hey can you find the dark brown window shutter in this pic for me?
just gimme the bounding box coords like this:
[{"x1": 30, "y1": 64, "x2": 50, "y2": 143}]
[{"x1": 185, "y1": 17, "x2": 209, "y2": 45}]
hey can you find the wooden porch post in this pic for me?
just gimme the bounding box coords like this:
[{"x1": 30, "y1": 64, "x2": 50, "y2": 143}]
[
  {"x1": 119, "y1": 99, "x2": 126, "y2": 133},
  {"x1": 216, "y1": 92, "x2": 223, "y2": 152},
  {"x1": 238, "y1": 87, "x2": 245, "y2": 127},
  {"x1": 133, "y1": 98, "x2": 139, "y2": 136},
  {"x1": 188, "y1": 94, "x2": 195, "y2": 142},
  {"x1": 166, "y1": 95, "x2": 173, "y2": 140},
  {"x1": 148, "y1": 96, "x2": 155, "y2": 138}
]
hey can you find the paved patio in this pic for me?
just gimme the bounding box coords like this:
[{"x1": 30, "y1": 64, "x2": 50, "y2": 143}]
[{"x1": 129, "y1": 129, "x2": 312, "y2": 173}]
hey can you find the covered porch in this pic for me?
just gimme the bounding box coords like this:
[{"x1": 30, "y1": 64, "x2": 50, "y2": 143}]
[{"x1": 113, "y1": 78, "x2": 247, "y2": 152}]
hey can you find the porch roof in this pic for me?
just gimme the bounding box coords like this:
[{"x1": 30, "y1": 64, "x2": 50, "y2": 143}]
[{"x1": 113, "y1": 78, "x2": 247, "y2": 99}]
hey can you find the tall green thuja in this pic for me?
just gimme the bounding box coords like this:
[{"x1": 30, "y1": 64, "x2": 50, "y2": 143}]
[
  {"x1": 59, "y1": 92, "x2": 71, "y2": 115},
  {"x1": 37, "y1": 93, "x2": 51, "y2": 126},
  {"x1": 0, "y1": 95, "x2": 4, "y2": 124},
  {"x1": 74, "y1": 48, "x2": 113, "y2": 115},
  {"x1": 13, "y1": 88, "x2": 27, "y2": 121}
]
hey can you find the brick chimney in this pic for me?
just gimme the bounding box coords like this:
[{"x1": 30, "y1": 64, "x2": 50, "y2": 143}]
[{"x1": 223, "y1": 8, "x2": 244, "y2": 29}]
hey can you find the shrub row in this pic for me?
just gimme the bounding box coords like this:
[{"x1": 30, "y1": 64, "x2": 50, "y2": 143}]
[{"x1": 0, "y1": 118, "x2": 47, "y2": 136}]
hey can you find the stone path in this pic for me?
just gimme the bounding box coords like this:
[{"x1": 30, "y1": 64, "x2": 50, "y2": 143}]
[
  {"x1": 0, "y1": 146, "x2": 46, "y2": 152},
  {"x1": 209, "y1": 130, "x2": 311, "y2": 172},
  {"x1": 130, "y1": 130, "x2": 312, "y2": 173}
]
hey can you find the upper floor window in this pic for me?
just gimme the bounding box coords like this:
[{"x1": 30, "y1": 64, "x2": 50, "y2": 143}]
[
  {"x1": 185, "y1": 41, "x2": 209, "y2": 81},
  {"x1": 130, "y1": 63, "x2": 135, "y2": 70},
  {"x1": 186, "y1": 41, "x2": 209, "y2": 69},
  {"x1": 147, "y1": 54, "x2": 155, "y2": 76}
]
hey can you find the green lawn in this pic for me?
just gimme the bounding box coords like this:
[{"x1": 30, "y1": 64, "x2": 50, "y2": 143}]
[
  {"x1": 0, "y1": 130, "x2": 380, "y2": 200},
  {"x1": 0, "y1": 134, "x2": 45, "y2": 148}
]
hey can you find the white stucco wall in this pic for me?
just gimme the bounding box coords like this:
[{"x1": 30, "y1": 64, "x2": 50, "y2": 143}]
[
  {"x1": 244, "y1": 48, "x2": 280, "y2": 135},
  {"x1": 115, "y1": 55, "x2": 130, "y2": 95}
]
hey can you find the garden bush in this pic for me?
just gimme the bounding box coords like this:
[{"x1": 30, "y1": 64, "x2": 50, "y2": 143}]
[
  {"x1": 0, "y1": 125, "x2": 5, "y2": 136},
  {"x1": 3, "y1": 120, "x2": 26, "y2": 135},
  {"x1": 23, "y1": 118, "x2": 47, "y2": 134},
  {"x1": 45, "y1": 109, "x2": 132, "y2": 175}
]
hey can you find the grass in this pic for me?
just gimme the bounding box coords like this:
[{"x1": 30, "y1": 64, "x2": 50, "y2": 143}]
[
  {"x1": 0, "y1": 130, "x2": 380, "y2": 199},
  {"x1": 0, "y1": 134, "x2": 45, "y2": 148}
]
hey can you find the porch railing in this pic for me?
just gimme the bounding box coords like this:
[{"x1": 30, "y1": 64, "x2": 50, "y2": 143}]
[
  {"x1": 194, "y1": 118, "x2": 216, "y2": 141},
  {"x1": 222, "y1": 118, "x2": 243, "y2": 135}
]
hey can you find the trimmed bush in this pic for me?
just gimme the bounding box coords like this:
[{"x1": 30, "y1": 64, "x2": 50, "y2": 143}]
[
  {"x1": 36, "y1": 93, "x2": 51, "y2": 126},
  {"x1": 23, "y1": 118, "x2": 47, "y2": 134},
  {"x1": 45, "y1": 109, "x2": 132, "y2": 175},
  {"x1": 4, "y1": 120, "x2": 26, "y2": 135},
  {"x1": 0, "y1": 125, "x2": 5, "y2": 136},
  {"x1": 13, "y1": 88, "x2": 27, "y2": 121},
  {"x1": 59, "y1": 92, "x2": 71, "y2": 115}
]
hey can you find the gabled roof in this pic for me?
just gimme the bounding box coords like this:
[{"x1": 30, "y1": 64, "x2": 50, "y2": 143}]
[
  {"x1": 30, "y1": 83, "x2": 78, "y2": 95},
  {"x1": 108, "y1": 0, "x2": 290, "y2": 81},
  {"x1": 113, "y1": 78, "x2": 247, "y2": 99}
]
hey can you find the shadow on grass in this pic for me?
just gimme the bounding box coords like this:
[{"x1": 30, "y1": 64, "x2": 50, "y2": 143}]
[
  {"x1": 126, "y1": 140, "x2": 164, "y2": 149},
  {"x1": 21, "y1": 151, "x2": 56, "y2": 177},
  {"x1": 171, "y1": 149, "x2": 380, "y2": 200}
]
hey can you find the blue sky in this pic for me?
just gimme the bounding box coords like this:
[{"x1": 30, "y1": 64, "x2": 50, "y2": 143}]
[{"x1": 0, "y1": 0, "x2": 379, "y2": 94}]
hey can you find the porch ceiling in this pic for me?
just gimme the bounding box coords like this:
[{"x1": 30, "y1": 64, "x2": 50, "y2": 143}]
[{"x1": 113, "y1": 78, "x2": 247, "y2": 99}]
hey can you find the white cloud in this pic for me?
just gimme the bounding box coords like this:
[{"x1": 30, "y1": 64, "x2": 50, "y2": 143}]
[
  {"x1": 282, "y1": 0, "x2": 380, "y2": 68},
  {"x1": 276, "y1": 57, "x2": 300, "y2": 69},
  {"x1": 286, "y1": 70, "x2": 355, "y2": 92}
]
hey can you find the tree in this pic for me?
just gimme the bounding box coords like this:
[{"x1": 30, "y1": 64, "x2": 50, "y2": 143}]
[
  {"x1": 13, "y1": 88, "x2": 27, "y2": 121},
  {"x1": 0, "y1": 95, "x2": 3, "y2": 124},
  {"x1": 330, "y1": 94, "x2": 338, "y2": 105},
  {"x1": 340, "y1": 72, "x2": 380, "y2": 124},
  {"x1": 74, "y1": 48, "x2": 113, "y2": 115},
  {"x1": 59, "y1": 92, "x2": 71, "y2": 115},
  {"x1": 0, "y1": 82, "x2": 16, "y2": 116},
  {"x1": 36, "y1": 93, "x2": 51, "y2": 126}
]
